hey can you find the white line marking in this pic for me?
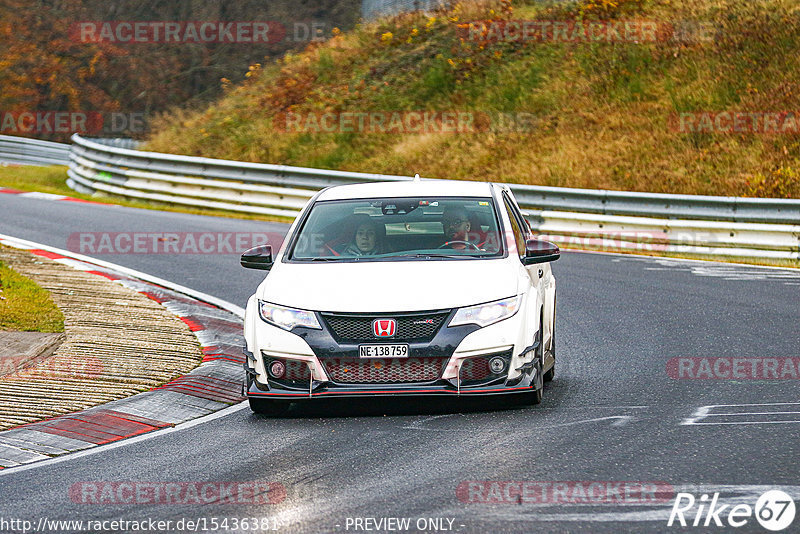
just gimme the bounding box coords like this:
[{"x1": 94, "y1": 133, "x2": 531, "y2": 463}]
[
  {"x1": 704, "y1": 411, "x2": 800, "y2": 416},
  {"x1": 445, "y1": 484, "x2": 800, "y2": 523},
  {"x1": 18, "y1": 192, "x2": 67, "y2": 201},
  {"x1": 682, "y1": 402, "x2": 800, "y2": 425},
  {"x1": 542, "y1": 415, "x2": 633, "y2": 428},
  {"x1": 685, "y1": 421, "x2": 800, "y2": 425},
  {"x1": 401, "y1": 414, "x2": 461, "y2": 430},
  {"x1": 403, "y1": 415, "x2": 633, "y2": 432},
  {"x1": 570, "y1": 249, "x2": 800, "y2": 274}
]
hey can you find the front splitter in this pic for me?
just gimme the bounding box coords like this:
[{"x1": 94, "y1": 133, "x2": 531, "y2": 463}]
[{"x1": 247, "y1": 371, "x2": 538, "y2": 400}]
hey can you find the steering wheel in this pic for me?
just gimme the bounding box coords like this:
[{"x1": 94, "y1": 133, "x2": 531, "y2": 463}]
[{"x1": 438, "y1": 240, "x2": 481, "y2": 251}]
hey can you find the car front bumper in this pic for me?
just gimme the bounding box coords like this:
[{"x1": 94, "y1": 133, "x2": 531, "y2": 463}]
[
  {"x1": 243, "y1": 295, "x2": 541, "y2": 401},
  {"x1": 244, "y1": 349, "x2": 540, "y2": 400}
]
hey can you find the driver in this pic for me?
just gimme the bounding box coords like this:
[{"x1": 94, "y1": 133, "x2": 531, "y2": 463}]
[{"x1": 441, "y1": 206, "x2": 475, "y2": 250}]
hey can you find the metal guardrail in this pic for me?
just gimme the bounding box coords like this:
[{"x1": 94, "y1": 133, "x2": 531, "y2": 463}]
[
  {"x1": 0, "y1": 135, "x2": 70, "y2": 166},
  {"x1": 67, "y1": 134, "x2": 800, "y2": 224},
  {"x1": 64, "y1": 134, "x2": 799, "y2": 260},
  {"x1": 1, "y1": 134, "x2": 796, "y2": 260}
]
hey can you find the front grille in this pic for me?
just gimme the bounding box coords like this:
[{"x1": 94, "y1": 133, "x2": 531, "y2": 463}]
[
  {"x1": 263, "y1": 357, "x2": 311, "y2": 389},
  {"x1": 458, "y1": 350, "x2": 513, "y2": 386},
  {"x1": 459, "y1": 357, "x2": 492, "y2": 381},
  {"x1": 324, "y1": 357, "x2": 447, "y2": 384},
  {"x1": 283, "y1": 360, "x2": 311, "y2": 381},
  {"x1": 321, "y1": 311, "x2": 450, "y2": 342}
]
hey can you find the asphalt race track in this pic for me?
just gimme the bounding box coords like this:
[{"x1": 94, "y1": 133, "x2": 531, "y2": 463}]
[{"x1": 1, "y1": 193, "x2": 799, "y2": 533}]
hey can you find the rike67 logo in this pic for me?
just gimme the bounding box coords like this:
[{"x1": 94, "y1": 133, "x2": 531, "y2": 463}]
[{"x1": 668, "y1": 490, "x2": 796, "y2": 531}]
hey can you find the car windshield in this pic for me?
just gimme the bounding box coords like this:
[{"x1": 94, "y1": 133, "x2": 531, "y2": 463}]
[{"x1": 288, "y1": 196, "x2": 504, "y2": 261}]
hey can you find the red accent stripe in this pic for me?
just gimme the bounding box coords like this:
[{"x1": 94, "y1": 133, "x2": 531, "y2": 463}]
[
  {"x1": 84, "y1": 270, "x2": 121, "y2": 280},
  {"x1": 202, "y1": 355, "x2": 244, "y2": 364},
  {"x1": 179, "y1": 317, "x2": 204, "y2": 331},
  {"x1": 29, "y1": 249, "x2": 64, "y2": 260},
  {"x1": 153, "y1": 375, "x2": 244, "y2": 403},
  {"x1": 60, "y1": 197, "x2": 110, "y2": 205},
  {"x1": 27, "y1": 409, "x2": 170, "y2": 445},
  {"x1": 0, "y1": 188, "x2": 24, "y2": 194},
  {"x1": 158, "y1": 375, "x2": 241, "y2": 389},
  {"x1": 139, "y1": 291, "x2": 167, "y2": 303},
  {"x1": 156, "y1": 385, "x2": 243, "y2": 403}
]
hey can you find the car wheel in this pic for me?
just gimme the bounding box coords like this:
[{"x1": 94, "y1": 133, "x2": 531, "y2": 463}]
[{"x1": 248, "y1": 397, "x2": 290, "y2": 416}]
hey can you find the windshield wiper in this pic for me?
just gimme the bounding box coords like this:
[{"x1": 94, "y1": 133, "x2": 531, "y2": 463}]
[{"x1": 404, "y1": 253, "x2": 480, "y2": 259}]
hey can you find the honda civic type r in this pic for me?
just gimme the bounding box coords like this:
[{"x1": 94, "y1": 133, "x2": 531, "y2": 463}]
[{"x1": 241, "y1": 179, "x2": 559, "y2": 414}]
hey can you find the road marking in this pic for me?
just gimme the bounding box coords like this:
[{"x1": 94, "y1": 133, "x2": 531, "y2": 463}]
[
  {"x1": 18, "y1": 192, "x2": 67, "y2": 201},
  {"x1": 402, "y1": 414, "x2": 634, "y2": 432},
  {"x1": 401, "y1": 414, "x2": 463, "y2": 430},
  {"x1": 544, "y1": 415, "x2": 633, "y2": 428},
  {"x1": 445, "y1": 484, "x2": 800, "y2": 523},
  {"x1": 619, "y1": 256, "x2": 800, "y2": 285},
  {"x1": 682, "y1": 402, "x2": 800, "y2": 425}
]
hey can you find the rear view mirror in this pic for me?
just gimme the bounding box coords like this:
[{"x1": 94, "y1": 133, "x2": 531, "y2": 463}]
[
  {"x1": 522, "y1": 239, "x2": 560, "y2": 265},
  {"x1": 241, "y1": 245, "x2": 273, "y2": 270}
]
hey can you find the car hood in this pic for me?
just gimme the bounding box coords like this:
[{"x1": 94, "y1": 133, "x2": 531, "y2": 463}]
[{"x1": 257, "y1": 258, "x2": 520, "y2": 313}]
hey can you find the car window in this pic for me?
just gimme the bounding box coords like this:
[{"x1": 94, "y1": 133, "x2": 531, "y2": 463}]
[
  {"x1": 506, "y1": 193, "x2": 532, "y2": 238},
  {"x1": 288, "y1": 196, "x2": 504, "y2": 261},
  {"x1": 502, "y1": 194, "x2": 527, "y2": 258}
]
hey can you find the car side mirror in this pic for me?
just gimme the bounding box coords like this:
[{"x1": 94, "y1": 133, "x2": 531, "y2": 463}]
[
  {"x1": 241, "y1": 245, "x2": 273, "y2": 270},
  {"x1": 522, "y1": 238, "x2": 560, "y2": 265}
]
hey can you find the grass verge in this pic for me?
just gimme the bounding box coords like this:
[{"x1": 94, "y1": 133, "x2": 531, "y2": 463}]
[
  {"x1": 0, "y1": 251, "x2": 64, "y2": 332},
  {"x1": 145, "y1": 0, "x2": 800, "y2": 199}
]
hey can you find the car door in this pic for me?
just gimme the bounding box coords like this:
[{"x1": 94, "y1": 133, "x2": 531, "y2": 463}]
[{"x1": 502, "y1": 190, "x2": 555, "y2": 369}]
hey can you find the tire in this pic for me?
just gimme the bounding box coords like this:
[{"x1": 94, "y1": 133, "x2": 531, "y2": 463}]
[{"x1": 248, "y1": 397, "x2": 290, "y2": 416}]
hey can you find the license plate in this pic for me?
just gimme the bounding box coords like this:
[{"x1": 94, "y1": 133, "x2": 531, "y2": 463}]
[{"x1": 359, "y1": 344, "x2": 409, "y2": 358}]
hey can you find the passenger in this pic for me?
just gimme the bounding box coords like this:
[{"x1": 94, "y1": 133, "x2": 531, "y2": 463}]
[{"x1": 338, "y1": 215, "x2": 385, "y2": 256}]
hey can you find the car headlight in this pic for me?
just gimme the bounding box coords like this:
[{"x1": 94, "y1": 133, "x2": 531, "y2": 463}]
[
  {"x1": 449, "y1": 296, "x2": 521, "y2": 328},
  {"x1": 258, "y1": 300, "x2": 321, "y2": 330}
]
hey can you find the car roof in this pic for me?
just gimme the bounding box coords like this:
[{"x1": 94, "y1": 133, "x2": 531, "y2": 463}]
[{"x1": 315, "y1": 179, "x2": 498, "y2": 201}]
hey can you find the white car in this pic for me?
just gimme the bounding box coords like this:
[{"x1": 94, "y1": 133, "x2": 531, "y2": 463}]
[{"x1": 241, "y1": 179, "x2": 558, "y2": 414}]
